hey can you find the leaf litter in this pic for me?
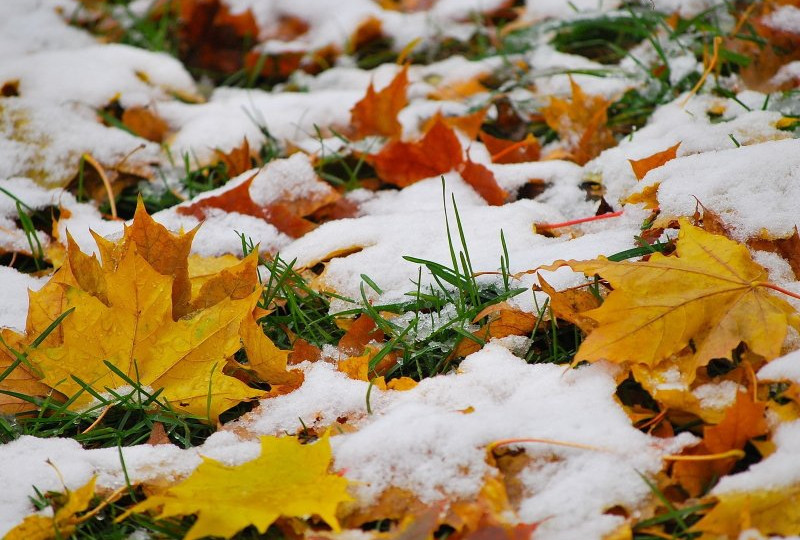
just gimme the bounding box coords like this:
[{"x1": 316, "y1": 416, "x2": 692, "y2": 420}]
[{"x1": 3, "y1": 1, "x2": 800, "y2": 539}]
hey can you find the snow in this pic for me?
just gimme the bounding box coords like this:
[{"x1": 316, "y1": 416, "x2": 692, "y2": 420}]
[
  {"x1": 1, "y1": 0, "x2": 800, "y2": 538},
  {"x1": 0, "y1": 345, "x2": 695, "y2": 539},
  {"x1": 639, "y1": 137, "x2": 800, "y2": 241}
]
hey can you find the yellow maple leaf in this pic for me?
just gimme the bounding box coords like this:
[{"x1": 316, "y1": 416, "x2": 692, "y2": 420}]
[
  {"x1": 6, "y1": 477, "x2": 97, "y2": 540},
  {"x1": 26, "y1": 241, "x2": 263, "y2": 421},
  {"x1": 693, "y1": 485, "x2": 800, "y2": 538},
  {"x1": 8, "y1": 200, "x2": 301, "y2": 422},
  {"x1": 125, "y1": 432, "x2": 351, "y2": 540},
  {"x1": 557, "y1": 219, "x2": 799, "y2": 368}
]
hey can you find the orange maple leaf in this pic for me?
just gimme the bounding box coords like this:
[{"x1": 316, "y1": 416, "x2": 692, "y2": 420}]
[
  {"x1": 458, "y1": 157, "x2": 507, "y2": 206},
  {"x1": 370, "y1": 119, "x2": 463, "y2": 187},
  {"x1": 672, "y1": 390, "x2": 768, "y2": 496},
  {"x1": 479, "y1": 131, "x2": 541, "y2": 164},
  {"x1": 628, "y1": 142, "x2": 681, "y2": 180},
  {"x1": 542, "y1": 78, "x2": 616, "y2": 165},
  {"x1": 350, "y1": 66, "x2": 409, "y2": 140}
]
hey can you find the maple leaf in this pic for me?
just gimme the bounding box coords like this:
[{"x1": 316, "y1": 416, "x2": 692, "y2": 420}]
[
  {"x1": 16, "y1": 201, "x2": 301, "y2": 422},
  {"x1": 458, "y1": 157, "x2": 507, "y2": 206},
  {"x1": 120, "y1": 106, "x2": 168, "y2": 143},
  {"x1": 628, "y1": 142, "x2": 681, "y2": 180},
  {"x1": 370, "y1": 119, "x2": 463, "y2": 187},
  {"x1": 350, "y1": 66, "x2": 408, "y2": 140},
  {"x1": 0, "y1": 329, "x2": 51, "y2": 414},
  {"x1": 479, "y1": 131, "x2": 541, "y2": 164},
  {"x1": 126, "y1": 432, "x2": 351, "y2": 540},
  {"x1": 693, "y1": 485, "x2": 800, "y2": 538},
  {"x1": 453, "y1": 302, "x2": 537, "y2": 358},
  {"x1": 672, "y1": 390, "x2": 768, "y2": 496},
  {"x1": 214, "y1": 137, "x2": 253, "y2": 178},
  {"x1": 541, "y1": 78, "x2": 616, "y2": 165},
  {"x1": 6, "y1": 477, "x2": 97, "y2": 540},
  {"x1": 556, "y1": 219, "x2": 799, "y2": 368}
]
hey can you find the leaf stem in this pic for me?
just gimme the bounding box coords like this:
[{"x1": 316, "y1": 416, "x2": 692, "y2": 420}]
[
  {"x1": 758, "y1": 281, "x2": 800, "y2": 301},
  {"x1": 536, "y1": 210, "x2": 623, "y2": 231}
]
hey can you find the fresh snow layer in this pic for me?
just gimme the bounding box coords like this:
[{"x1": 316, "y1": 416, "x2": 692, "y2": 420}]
[
  {"x1": 0, "y1": 344, "x2": 696, "y2": 539},
  {"x1": 640, "y1": 137, "x2": 800, "y2": 241}
]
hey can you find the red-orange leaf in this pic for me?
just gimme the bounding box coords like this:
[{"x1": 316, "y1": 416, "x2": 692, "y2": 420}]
[
  {"x1": 370, "y1": 119, "x2": 463, "y2": 187},
  {"x1": 628, "y1": 142, "x2": 681, "y2": 180},
  {"x1": 479, "y1": 131, "x2": 541, "y2": 164},
  {"x1": 350, "y1": 66, "x2": 409, "y2": 139},
  {"x1": 458, "y1": 157, "x2": 507, "y2": 206}
]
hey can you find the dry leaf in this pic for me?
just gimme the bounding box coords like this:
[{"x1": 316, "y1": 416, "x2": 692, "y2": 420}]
[
  {"x1": 536, "y1": 274, "x2": 599, "y2": 332},
  {"x1": 672, "y1": 390, "x2": 768, "y2": 496},
  {"x1": 458, "y1": 157, "x2": 507, "y2": 206},
  {"x1": 370, "y1": 119, "x2": 463, "y2": 187},
  {"x1": 479, "y1": 131, "x2": 541, "y2": 164},
  {"x1": 126, "y1": 433, "x2": 351, "y2": 540},
  {"x1": 0, "y1": 329, "x2": 51, "y2": 414},
  {"x1": 121, "y1": 107, "x2": 168, "y2": 143},
  {"x1": 215, "y1": 138, "x2": 253, "y2": 178},
  {"x1": 422, "y1": 108, "x2": 489, "y2": 140},
  {"x1": 628, "y1": 142, "x2": 681, "y2": 180},
  {"x1": 453, "y1": 302, "x2": 537, "y2": 357},
  {"x1": 541, "y1": 78, "x2": 616, "y2": 165},
  {"x1": 350, "y1": 66, "x2": 409, "y2": 140}
]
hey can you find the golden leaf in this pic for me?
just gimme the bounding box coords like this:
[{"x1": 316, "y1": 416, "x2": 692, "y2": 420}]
[
  {"x1": 6, "y1": 477, "x2": 97, "y2": 540},
  {"x1": 126, "y1": 433, "x2": 351, "y2": 540},
  {"x1": 561, "y1": 219, "x2": 799, "y2": 368},
  {"x1": 693, "y1": 485, "x2": 800, "y2": 538}
]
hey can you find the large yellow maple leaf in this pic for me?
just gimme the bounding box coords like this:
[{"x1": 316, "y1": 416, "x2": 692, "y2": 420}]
[
  {"x1": 4, "y1": 200, "x2": 299, "y2": 421},
  {"x1": 558, "y1": 219, "x2": 799, "y2": 368},
  {"x1": 126, "y1": 432, "x2": 351, "y2": 540},
  {"x1": 6, "y1": 477, "x2": 98, "y2": 540},
  {"x1": 693, "y1": 486, "x2": 800, "y2": 538}
]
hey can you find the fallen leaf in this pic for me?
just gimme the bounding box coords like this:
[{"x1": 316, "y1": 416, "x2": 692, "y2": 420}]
[
  {"x1": 628, "y1": 142, "x2": 681, "y2": 180},
  {"x1": 6, "y1": 477, "x2": 97, "y2": 540},
  {"x1": 536, "y1": 274, "x2": 599, "y2": 332},
  {"x1": 350, "y1": 66, "x2": 408, "y2": 140},
  {"x1": 121, "y1": 106, "x2": 168, "y2": 143},
  {"x1": 479, "y1": 131, "x2": 541, "y2": 164},
  {"x1": 215, "y1": 137, "x2": 253, "y2": 178},
  {"x1": 429, "y1": 77, "x2": 488, "y2": 101},
  {"x1": 458, "y1": 157, "x2": 507, "y2": 206},
  {"x1": 693, "y1": 485, "x2": 800, "y2": 538},
  {"x1": 126, "y1": 433, "x2": 351, "y2": 540},
  {"x1": 423, "y1": 108, "x2": 489, "y2": 140},
  {"x1": 338, "y1": 314, "x2": 385, "y2": 356},
  {"x1": 0, "y1": 329, "x2": 50, "y2": 414},
  {"x1": 453, "y1": 302, "x2": 537, "y2": 357},
  {"x1": 541, "y1": 78, "x2": 616, "y2": 165},
  {"x1": 672, "y1": 390, "x2": 768, "y2": 496},
  {"x1": 370, "y1": 119, "x2": 463, "y2": 187},
  {"x1": 557, "y1": 219, "x2": 799, "y2": 368}
]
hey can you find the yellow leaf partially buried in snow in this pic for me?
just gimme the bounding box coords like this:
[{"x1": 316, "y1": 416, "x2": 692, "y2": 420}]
[
  {"x1": 6, "y1": 477, "x2": 97, "y2": 540},
  {"x1": 693, "y1": 485, "x2": 800, "y2": 538},
  {"x1": 27, "y1": 242, "x2": 264, "y2": 422},
  {"x1": 558, "y1": 219, "x2": 799, "y2": 368},
  {"x1": 126, "y1": 432, "x2": 351, "y2": 540}
]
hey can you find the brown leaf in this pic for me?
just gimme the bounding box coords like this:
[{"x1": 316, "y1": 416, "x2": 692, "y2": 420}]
[
  {"x1": 289, "y1": 338, "x2": 322, "y2": 364},
  {"x1": 371, "y1": 119, "x2": 463, "y2": 187},
  {"x1": 339, "y1": 314, "x2": 384, "y2": 356},
  {"x1": 628, "y1": 142, "x2": 681, "y2": 180},
  {"x1": 146, "y1": 422, "x2": 173, "y2": 445},
  {"x1": 350, "y1": 66, "x2": 409, "y2": 140},
  {"x1": 423, "y1": 108, "x2": 489, "y2": 140}
]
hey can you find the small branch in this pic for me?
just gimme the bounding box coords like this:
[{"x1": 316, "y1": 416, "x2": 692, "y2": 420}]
[{"x1": 488, "y1": 437, "x2": 609, "y2": 454}]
